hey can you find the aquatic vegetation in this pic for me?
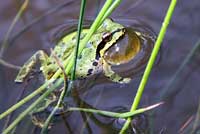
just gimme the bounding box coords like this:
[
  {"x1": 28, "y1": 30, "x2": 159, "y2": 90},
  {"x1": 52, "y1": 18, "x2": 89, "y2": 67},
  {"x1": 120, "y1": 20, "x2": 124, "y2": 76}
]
[
  {"x1": 4, "y1": 0, "x2": 200, "y2": 134},
  {"x1": 120, "y1": 0, "x2": 177, "y2": 133}
]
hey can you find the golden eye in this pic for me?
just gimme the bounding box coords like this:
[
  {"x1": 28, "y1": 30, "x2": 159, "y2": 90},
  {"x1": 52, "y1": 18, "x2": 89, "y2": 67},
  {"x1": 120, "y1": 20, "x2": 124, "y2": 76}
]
[{"x1": 104, "y1": 28, "x2": 141, "y2": 65}]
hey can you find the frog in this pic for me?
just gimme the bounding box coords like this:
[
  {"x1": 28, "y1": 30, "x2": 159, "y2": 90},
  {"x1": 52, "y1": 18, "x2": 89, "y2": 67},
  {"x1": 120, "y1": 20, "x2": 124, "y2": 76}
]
[{"x1": 15, "y1": 18, "x2": 131, "y2": 84}]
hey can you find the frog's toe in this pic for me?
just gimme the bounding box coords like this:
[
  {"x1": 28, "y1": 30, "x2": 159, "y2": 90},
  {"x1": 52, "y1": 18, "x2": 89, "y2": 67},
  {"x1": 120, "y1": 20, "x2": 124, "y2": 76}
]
[
  {"x1": 109, "y1": 75, "x2": 131, "y2": 84},
  {"x1": 15, "y1": 73, "x2": 26, "y2": 83},
  {"x1": 15, "y1": 78, "x2": 23, "y2": 83},
  {"x1": 118, "y1": 77, "x2": 131, "y2": 84}
]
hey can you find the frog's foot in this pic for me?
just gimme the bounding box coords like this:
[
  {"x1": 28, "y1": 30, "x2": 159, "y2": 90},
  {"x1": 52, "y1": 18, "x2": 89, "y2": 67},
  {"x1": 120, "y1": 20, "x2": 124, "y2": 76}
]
[
  {"x1": 102, "y1": 60, "x2": 131, "y2": 84},
  {"x1": 15, "y1": 50, "x2": 49, "y2": 83}
]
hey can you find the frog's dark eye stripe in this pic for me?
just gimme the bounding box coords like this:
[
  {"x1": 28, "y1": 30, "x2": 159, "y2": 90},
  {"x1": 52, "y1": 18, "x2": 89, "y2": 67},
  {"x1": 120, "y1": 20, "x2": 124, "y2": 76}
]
[
  {"x1": 112, "y1": 28, "x2": 126, "y2": 35},
  {"x1": 96, "y1": 41, "x2": 106, "y2": 60}
]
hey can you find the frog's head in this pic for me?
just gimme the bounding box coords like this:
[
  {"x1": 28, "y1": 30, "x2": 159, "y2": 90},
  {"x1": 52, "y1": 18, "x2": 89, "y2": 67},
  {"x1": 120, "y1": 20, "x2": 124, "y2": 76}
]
[
  {"x1": 96, "y1": 18, "x2": 126, "y2": 60},
  {"x1": 101, "y1": 18, "x2": 126, "y2": 40}
]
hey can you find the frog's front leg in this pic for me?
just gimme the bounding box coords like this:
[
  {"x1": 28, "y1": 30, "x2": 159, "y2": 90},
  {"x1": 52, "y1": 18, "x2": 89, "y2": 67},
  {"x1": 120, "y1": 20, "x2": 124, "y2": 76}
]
[
  {"x1": 102, "y1": 59, "x2": 131, "y2": 84},
  {"x1": 15, "y1": 50, "x2": 51, "y2": 83}
]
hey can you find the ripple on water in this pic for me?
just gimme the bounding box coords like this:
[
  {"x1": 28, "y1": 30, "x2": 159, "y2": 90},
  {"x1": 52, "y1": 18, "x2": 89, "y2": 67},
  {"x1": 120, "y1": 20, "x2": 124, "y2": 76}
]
[
  {"x1": 46, "y1": 19, "x2": 155, "y2": 133},
  {"x1": 50, "y1": 18, "x2": 156, "y2": 85}
]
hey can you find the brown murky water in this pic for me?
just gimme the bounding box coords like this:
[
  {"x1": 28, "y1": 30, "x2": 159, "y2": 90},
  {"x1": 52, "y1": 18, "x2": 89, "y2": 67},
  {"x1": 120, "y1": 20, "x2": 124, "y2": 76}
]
[{"x1": 0, "y1": 0, "x2": 200, "y2": 134}]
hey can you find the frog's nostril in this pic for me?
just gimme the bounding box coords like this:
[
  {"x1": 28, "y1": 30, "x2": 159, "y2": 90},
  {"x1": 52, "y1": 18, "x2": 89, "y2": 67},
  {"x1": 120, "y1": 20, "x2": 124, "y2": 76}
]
[
  {"x1": 102, "y1": 32, "x2": 112, "y2": 42},
  {"x1": 92, "y1": 61, "x2": 98, "y2": 66},
  {"x1": 103, "y1": 32, "x2": 110, "y2": 38}
]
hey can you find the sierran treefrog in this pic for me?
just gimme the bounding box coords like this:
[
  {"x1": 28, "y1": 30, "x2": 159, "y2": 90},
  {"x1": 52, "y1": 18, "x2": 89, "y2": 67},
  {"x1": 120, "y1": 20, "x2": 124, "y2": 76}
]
[{"x1": 15, "y1": 19, "x2": 130, "y2": 83}]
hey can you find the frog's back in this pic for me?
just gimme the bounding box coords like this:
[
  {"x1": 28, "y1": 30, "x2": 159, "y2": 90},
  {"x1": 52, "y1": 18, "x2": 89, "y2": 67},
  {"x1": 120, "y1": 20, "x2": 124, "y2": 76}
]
[
  {"x1": 51, "y1": 18, "x2": 125, "y2": 78},
  {"x1": 97, "y1": 18, "x2": 124, "y2": 33}
]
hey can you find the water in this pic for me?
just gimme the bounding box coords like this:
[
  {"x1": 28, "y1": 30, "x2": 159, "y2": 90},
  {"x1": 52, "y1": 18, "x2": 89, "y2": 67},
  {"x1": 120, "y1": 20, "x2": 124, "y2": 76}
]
[{"x1": 0, "y1": 0, "x2": 200, "y2": 133}]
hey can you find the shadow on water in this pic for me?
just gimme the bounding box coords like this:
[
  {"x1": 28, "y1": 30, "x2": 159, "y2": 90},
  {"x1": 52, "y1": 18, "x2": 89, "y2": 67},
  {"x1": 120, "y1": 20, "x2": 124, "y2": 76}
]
[{"x1": 0, "y1": 0, "x2": 200, "y2": 133}]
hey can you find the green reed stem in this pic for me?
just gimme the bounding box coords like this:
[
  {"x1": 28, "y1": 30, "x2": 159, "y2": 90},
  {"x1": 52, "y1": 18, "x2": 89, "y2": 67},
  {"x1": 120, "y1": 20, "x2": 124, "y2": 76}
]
[
  {"x1": 1, "y1": 0, "x2": 122, "y2": 133},
  {"x1": 0, "y1": 59, "x2": 21, "y2": 70},
  {"x1": 0, "y1": 79, "x2": 53, "y2": 120},
  {"x1": 10, "y1": 1, "x2": 73, "y2": 45},
  {"x1": 64, "y1": 0, "x2": 114, "y2": 74},
  {"x1": 2, "y1": 79, "x2": 63, "y2": 134},
  {"x1": 41, "y1": 75, "x2": 68, "y2": 134},
  {"x1": 40, "y1": 48, "x2": 69, "y2": 134},
  {"x1": 0, "y1": 1, "x2": 72, "y2": 71},
  {"x1": 100, "y1": 0, "x2": 121, "y2": 25},
  {"x1": 68, "y1": 102, "x2": 163, "y2": 118},
  {"x1": 41, "y1": 1, "x2": 87, "y2": 132},
  {"x1": 0, "y1": 0, "x2": 29, "y2": 69},
  {"x1": 63, "y1": 0, "x2": 120, "y2": 93},
  {"x1": 0, "y1": 0, "x2": 119, "y2": 121},
  {"x1": 71, "y1": 0, "x2": 87, "y2": 81},
  {"x1": 158, "y1": 39, "x2": 200, "y2": 101},
  {"x1": 0, "y1": 57, "x2": 71, "y2": 134},
  {"x1": 41, "y1": 82, "x2": 73, "y2": 134},
  {"x1": 120, "y1": 0, "x2": 177, "y2": 133},
  {"x1": 42, "y1": 0, "x2": 120, "y2": 130},
  {"x1": 0, "y1": 0, "x2": 29, "y2": 58},
  {"x1": 0, "y1": 55, "x2": 71, "y2": 120},
  {"x1": 190, "y1": 99, "x2": 200, "y2": 134}
]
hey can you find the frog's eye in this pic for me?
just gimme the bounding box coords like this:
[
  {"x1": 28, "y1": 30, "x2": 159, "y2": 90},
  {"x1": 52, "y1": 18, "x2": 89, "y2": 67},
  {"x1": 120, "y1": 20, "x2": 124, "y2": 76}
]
[{"x1": 104, "y1": 28, "x2": 141, "y2": 65}]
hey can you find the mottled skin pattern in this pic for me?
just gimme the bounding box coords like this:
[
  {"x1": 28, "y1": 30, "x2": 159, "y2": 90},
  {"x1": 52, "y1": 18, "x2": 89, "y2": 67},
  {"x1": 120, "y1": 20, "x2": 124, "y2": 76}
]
[{"x1": 15, "y1": 19, "x2": 130, "y2": 83}]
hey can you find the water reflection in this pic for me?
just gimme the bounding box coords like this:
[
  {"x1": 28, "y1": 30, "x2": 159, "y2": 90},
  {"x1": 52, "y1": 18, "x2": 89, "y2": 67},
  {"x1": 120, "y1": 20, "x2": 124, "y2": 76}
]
[{"x1": 0, "y1": 0, "x2": 200, "y2": 134}]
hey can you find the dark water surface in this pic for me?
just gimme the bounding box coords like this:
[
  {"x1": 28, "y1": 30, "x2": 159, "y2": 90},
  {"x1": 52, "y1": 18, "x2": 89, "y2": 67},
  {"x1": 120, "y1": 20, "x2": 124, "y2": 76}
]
[{"x1": 0, "y1": 0, "x2": 200, "y2": 133}]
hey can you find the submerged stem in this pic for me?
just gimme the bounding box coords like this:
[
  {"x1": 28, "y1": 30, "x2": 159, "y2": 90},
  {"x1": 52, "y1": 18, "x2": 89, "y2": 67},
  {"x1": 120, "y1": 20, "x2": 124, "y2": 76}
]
[
  {"x1": 0, "y1": 0, "x2": 29, "y2": 58},
  {"x1": 68, "y1": 102, "x2": 163, "y2": 118},
  {"x1": 1, "y1": 0, "x2": 123, "y2": 133},
  {"x1": 2, "y1": 79, "x2": 63, "y2": 134},
  {"x1": 0, "y1": 59, "x2": 21, "y2": 70},
  {"x1": 71, "y1": 0, "x2": 86, "y2": 81},
  {"x1": 120, "y1": 0, "x2": 177, "y2": 133},
  {"x1": 0, "y1": 79, "x2": 50, "y2": 120},
  {"x1": 41, "y1": 0, "x2": 87, "y2": 131}
]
